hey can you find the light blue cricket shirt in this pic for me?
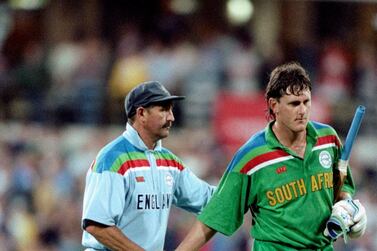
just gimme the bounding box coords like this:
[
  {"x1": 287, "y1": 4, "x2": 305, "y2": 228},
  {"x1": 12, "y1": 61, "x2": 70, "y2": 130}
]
[{"x1": 82, "y1": 123, "x2": 215, "y2": 250}]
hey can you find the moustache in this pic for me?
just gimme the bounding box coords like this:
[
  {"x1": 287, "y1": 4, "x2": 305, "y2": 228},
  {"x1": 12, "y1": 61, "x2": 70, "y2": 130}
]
[{"x1": 162, "y1": 123, "x2": 172, "y2": 128}]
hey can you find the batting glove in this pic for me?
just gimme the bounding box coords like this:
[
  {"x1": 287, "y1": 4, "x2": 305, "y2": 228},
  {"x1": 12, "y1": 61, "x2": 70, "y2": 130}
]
[
  {"x1": 324, "y1": 199, "x2": 367, "y2": 240},
  {"x1": 324, "y1": 200, "x2": 354, "y2": 240},
  {"x1": 348, "y1": 200, "x2": 367, "y2": 239}
]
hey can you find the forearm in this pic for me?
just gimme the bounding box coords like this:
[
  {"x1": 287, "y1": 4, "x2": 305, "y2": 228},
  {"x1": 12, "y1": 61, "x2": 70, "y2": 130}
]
[
  {"x1": 86, "y1": 225, "x2": 144, "y2": 251},
  {"x1": 176, "y1": 221, "x2": 216, "y2": 251},
  {"x1": 337, "y1": 191, "x2": 352, "y2": 201}
]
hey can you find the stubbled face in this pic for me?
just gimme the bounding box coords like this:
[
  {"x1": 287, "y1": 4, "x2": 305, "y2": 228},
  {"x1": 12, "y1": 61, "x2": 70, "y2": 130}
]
[
  {"x1": 270, "y1": 89, "x2": 311, "y2": 133},
  {"x1": 143, "y1": 102, "x2": 175, "y2": 141}
]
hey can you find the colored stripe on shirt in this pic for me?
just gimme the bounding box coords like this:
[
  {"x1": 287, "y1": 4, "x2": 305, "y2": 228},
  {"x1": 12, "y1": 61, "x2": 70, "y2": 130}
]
[
  {"x1": 117, "y1": 159, "x2": 151, "y2": 175},
  {"x1": 240, "y1": 149, "x2": 293, "y2": 175},
  {"x1": 312, "y1": 135, "x2": 340, "y2": 151},
  {"x1": 156, "y1": 159, "x2": 184, "y2": 170},
  {"x1": 93, "y1": 151, "x2": 149, "y2": 173},
  {"x1": 154, "y1": 151, "x2": 185, "y2": 171}
]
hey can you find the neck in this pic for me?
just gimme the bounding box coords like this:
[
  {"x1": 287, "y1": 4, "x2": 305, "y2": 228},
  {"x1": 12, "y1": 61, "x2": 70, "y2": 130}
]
[
  {"x1": 272, "y1": 121, "x2": 306, "y2": 148},
  {"x1": 141, "y1": 134, "x2": 157, "y2": 150},
  {"x1": 132, "y1": 123, "x2": 157, "y2": 150}
]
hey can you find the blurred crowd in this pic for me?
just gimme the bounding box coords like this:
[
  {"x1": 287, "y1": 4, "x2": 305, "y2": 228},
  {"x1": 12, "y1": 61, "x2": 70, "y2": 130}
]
[
  {"x1": 0, "y1": 9, "x2": 377, "y2": 251},
  {"x1": 1, "y1": 21, "x2": 376, "y2": 130}
]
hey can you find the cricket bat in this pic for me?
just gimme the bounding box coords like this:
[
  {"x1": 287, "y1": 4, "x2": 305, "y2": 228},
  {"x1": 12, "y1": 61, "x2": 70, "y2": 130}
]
[{"x1": 334, "y1": 105, "x2": 365, "y2": 201}]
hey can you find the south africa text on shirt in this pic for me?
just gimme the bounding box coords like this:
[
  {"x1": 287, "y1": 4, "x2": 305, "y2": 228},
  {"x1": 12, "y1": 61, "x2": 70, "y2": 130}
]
[{"x1": 266, "y1": 172, "x2": 333, "y2": 206}]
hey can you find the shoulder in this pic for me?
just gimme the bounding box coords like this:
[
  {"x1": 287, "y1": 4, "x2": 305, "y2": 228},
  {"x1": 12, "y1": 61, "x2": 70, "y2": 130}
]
[
  {"x1": 238, "y1": 129, "x2": 267, "y2": 155},
  {"x1": 309, "y1": 121, "x2": 342, "y2": 151},
  {"x1": 310, "y1": 121, "x2": 338, "y2": 136},
  {"x1": 92, "y1": 136, "x2": 143, "y2": 174},
  {"x1": 226, "y1": 129, "x2": 274, "y2": 174},
  {"x1": 310, "y1": 121, "x2": 341, "y2": 144}
]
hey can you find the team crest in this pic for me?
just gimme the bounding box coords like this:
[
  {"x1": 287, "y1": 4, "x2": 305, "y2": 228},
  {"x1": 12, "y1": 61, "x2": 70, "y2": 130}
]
[
  {"x1": 165, "y1": 174, "x2": 174, "y2": 186},
  {"x1": 319, "y1": 150, "x2": 332, "y2": 169}
]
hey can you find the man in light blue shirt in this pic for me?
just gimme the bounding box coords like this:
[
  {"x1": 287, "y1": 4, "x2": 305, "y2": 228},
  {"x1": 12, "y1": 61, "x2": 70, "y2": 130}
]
[{"x1": 81, "y1": 81, "x2": 215, "y2": 251}]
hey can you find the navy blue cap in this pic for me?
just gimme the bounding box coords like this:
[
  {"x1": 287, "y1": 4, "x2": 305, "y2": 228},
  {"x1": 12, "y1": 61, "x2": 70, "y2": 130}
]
[{"x1": 125, "y1": 81, "x2": 185, "y2": 118}]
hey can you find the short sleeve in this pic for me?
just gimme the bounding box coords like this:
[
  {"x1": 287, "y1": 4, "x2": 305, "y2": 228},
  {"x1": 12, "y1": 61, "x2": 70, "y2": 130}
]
[
  {"x1": 173, "y1": 168, "x2": 216, "y2": 214},
  {"x1": 198, "y1": 171, "x2": 250, "y2": 236},
  {"x1": 82, "y1": 170, "x2": 126, "y2": 228}
]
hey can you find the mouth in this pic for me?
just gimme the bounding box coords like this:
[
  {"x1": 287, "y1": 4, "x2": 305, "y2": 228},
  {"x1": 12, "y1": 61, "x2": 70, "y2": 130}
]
[
  {"x1": 296, "y1": 118, "x2": 307, "y2": 123},
  {"x1": 163, "y1": 123, "x2": 172, "y2": 129}
]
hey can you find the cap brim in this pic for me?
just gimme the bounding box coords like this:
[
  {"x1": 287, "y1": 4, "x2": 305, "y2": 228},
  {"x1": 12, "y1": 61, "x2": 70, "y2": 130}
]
[{"x1": 149, "y1": 95, "x2": 185, "y2": 104}]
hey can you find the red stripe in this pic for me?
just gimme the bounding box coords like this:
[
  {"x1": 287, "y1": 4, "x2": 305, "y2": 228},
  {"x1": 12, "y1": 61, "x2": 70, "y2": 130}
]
[
  {"x1": 315, "y1": 135, "x2": 340, "y2": 147},
  {"x1": 117, "y1": 159, "x2": 150, "y2": 175},
  {"x1": 240, "y1": 150, "x2": 290, "y2": 174},
  {"x1": 156, "y1": 159, "x2": 184, "y2": 171}
]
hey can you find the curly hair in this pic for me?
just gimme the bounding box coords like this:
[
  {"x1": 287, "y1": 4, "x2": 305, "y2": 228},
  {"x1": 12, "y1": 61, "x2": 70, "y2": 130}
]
[{"x1": 265, "y1": 62, "x2": 312, "y2": 120}]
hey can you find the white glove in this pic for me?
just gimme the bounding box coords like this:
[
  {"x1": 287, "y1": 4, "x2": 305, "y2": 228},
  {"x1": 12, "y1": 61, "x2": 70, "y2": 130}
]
[
  {"x1": 324, "y1": 199, "x2": 367, "y2": 240},
  {"x1": 348, "y1": 200, "x2": 367, "y2": 239},
  {"x1": 324, "y1": 200, "x2": 354, "y2": 240}
]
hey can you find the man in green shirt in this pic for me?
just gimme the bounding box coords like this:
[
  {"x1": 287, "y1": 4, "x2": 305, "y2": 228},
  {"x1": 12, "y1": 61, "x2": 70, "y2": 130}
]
[{"x1": 176, "y1": 62, "x2": 367, "y2": 251}]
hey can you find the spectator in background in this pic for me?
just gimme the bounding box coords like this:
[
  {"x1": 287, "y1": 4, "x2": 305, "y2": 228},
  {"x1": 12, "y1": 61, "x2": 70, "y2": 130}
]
[
  {"x1": 107, "y1": 24, "x2": 149, "y2": 124},
  {"x1": 0, "y1": 54, "x2": 14, "y2": 120},
  {"x1": 224, "y1": 28, "x2": 261, "y2": 94},
  {"x1": 70, "y1": 36, "x2": 110, "y2": 124},
  {"x1": 354, "y1": 43, "x2": 377, "y2": 135},
  {"x1": 12, "y1": 40, "x2": 51, "y2": 122},
  {"x1": 181, "y1": 26, "x2": 229, "y2": 128},
  {"x1": 316, "y1": 39, "x2": 352, "y2": 104},
  {"x1": 46, "y1": 32, "x2": 86, "y2": 124}
]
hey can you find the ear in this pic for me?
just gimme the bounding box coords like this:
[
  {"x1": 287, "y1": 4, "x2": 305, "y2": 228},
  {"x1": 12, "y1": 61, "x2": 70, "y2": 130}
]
[
  {"x1": 268, "y1": 98, "x2": 279, "y2": 115},
  {"x1": 136, "y1": 107, "x2": 147, "y2": 123}
]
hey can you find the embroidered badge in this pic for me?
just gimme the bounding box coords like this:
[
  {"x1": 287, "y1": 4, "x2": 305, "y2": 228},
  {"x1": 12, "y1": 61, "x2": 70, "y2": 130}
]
[
  {"x1": 319, "y1": 150, "x2": 332, "y2": 169},
  {"x1": 165, "y1": 174, "x2": 174, "y2": 186},
  {"x1": 136, "y1": 176, "x2": 145, "y2": 182},
  {"x1": 276, "y1": 166, "x2": 287, "y2": 174}
]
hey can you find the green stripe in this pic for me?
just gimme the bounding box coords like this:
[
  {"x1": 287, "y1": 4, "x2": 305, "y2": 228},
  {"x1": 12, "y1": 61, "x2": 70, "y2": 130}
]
[
  {"x1": 110, "y1": 152, "x2": 147, "y2": 172},
  {"x1": 92, "y1": 160, "x2": 100, "y2": 172},
  {"x1": 93, "y1": 151, "x2": 147, "y2": 172},
  {"x1": 232, "y1": 145, "x2": 271, "y2": 172},
  {"x1": 153, "y1": 152, "x2": 183, "y2": 164},
  {"x1": 316, "y1": 127, "x2": 336, "y2": 137}
]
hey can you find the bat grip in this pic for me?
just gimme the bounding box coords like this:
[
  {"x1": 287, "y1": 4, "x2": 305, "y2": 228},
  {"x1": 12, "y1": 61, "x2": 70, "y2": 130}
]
[{"x1": 337, "y1": 159, "x2": 348, "y2": 176}]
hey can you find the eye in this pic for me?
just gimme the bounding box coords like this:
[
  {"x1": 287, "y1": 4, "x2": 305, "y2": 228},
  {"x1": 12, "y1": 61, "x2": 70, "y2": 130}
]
[
  {"x1": 163, "y1": 104, "x2": 173, "y2": 112},
  {"x1": 160, "y1": 105, "x2": 172, "y2": 112},
  {"x1": 290, "y1": 101, "x2": 301, "y2": 106}
]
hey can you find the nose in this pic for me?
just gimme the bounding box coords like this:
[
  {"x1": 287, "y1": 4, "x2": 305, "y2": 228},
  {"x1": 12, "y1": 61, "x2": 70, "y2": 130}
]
[
  {"x1": 167, "y1": 108, "x2": 175, "y2": 121},
  {"x1": 298, "y1": 103, "x2": 306, "y2": 115}
]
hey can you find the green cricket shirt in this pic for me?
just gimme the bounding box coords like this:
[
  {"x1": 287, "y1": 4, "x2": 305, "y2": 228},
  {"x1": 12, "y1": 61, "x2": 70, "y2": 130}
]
[{"x1": 198, "y1": 121, "x2": 355, "y2": 250}]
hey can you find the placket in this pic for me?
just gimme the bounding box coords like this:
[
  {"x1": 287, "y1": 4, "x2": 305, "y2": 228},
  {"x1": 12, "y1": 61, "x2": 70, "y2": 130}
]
[
  {"x1": 145, "y1": 149, "x2": 157, "y2": 190},
  {"x1": 303, "y1": 135, "x2": 315, "y2": 171}
]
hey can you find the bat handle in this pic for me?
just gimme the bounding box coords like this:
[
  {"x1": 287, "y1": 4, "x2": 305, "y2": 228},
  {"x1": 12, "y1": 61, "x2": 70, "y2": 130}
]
[
  {"x1": 337, "y1": 159, "x2": 348, "y2": 176},
  {"x1": 340, "y1": 105, "x2": 365, "y2": 161}
]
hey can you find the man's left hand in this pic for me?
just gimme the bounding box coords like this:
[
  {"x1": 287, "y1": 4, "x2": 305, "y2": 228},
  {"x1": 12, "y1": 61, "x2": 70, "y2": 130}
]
[
  {"x1": 347, "y1": 200, "x2": 367, "y2": 238},
  {"x1": 324, "y1": 199, "x2": 367, "y2": 240}
]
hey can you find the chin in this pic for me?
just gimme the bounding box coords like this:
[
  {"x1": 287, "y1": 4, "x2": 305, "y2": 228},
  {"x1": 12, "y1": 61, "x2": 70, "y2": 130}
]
[
  {"x1": 160, "y1": 130, "x2": 170, "y2": 138},
  {"x1": 294, "y1": 124, "x2": 307, "y2": 132}
]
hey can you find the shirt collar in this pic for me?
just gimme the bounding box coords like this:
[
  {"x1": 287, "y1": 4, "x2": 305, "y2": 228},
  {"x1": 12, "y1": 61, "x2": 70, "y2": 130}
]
[
  {"x1": 265, "y1": 120, "x2": 318, "y2": 149},
  {"x1": 123, "y1": 123, "x2": 162, "y2": 151},
  {"x1": 265, "y1": 121, "x2": 281, "y2": 149}
]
